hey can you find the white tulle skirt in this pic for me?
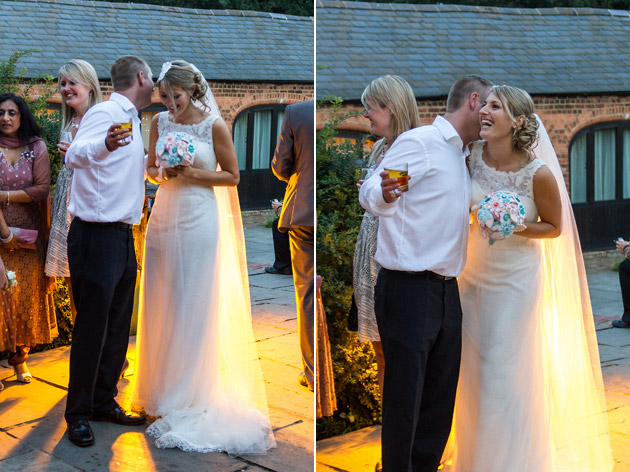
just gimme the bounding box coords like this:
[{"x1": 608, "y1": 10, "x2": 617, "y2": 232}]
[{"x1": 133, "y1": 179, "x2": 276, "y2": 454}]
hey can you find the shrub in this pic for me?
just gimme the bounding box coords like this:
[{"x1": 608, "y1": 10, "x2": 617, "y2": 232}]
[
  {"x1": 0, "y1": 51, "x2": 69, "y2": 360},
  {"x1": 0, "y1": 50, "x2": 63, "y2": 185},
  {"x1": 316, "y1": 98, "x2": 382, "y2": 439}
]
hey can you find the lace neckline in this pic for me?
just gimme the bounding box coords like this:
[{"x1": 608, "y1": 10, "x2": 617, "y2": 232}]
[
  {"x1": 166, "y1": 112, "x2": 216, "y2": 128},
  {"x1": 478, "y1": 145, "x2": 539, "y2": 176}
]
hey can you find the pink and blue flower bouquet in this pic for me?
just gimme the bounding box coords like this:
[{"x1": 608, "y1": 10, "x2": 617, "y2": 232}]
[
  {"x1": 155, "y1": 132, "x2": 196, "y2": 168},
  {"x1": 473, "y1": 190, "x2": 526, "y2": 245}
]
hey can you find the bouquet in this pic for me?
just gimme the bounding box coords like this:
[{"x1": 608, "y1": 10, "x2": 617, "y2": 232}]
[
  {"x1": 155, "y1": 132, "x2": 196, "y2": 168},
  {"x1": 473, "y1": 190, "x2": 526, "y2": 245},
  {"x1": 5, "y1": 270, "x2": 16, "y2": 289}
]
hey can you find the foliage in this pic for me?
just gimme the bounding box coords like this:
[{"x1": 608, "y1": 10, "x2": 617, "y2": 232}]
[
  {"x1": 0, "y1": 50, "x2": 63, "y2": 186},
  {"x1": 385, "y1": 0, "x2": 630, "y2": 8},
  {"x1": 107, "y1": 0, "x2": 313, "y2": 16},
  {"x1": 316, "y1": 97, "x2": 382, "y2": 439},
  {"x1": 0, "y1": 50, "x2": 68, "y2": 360},
  {"x1": 31, "y1": 278, "x2": 74, "y2": 353}
]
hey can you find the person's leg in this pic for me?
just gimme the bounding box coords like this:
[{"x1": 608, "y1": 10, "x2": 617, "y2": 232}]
[
  {"x1": 289, "y1": 226, "x2": 314, "y2": 389},
  {"x1": 411, "y1": 279, "x2": 462, "y2": 471},
  {"x1": 375, "y1": 270, "x2": 444, "y2": 472},
  {"x1": 372, "y1": 340, "x2": 385, "y2": 398},
  {"x1": 620, "y1": 259, "x2": 630, "y2": 325},
  {"x1": 64, "y1": 221, "x2": 130, "y2": 423},
  {"x1": 93, "y1": 228, "x2": 137, "y2": 412},
  {"x1": 272, "y1": 217, "x2": 292, "y2": 271}
]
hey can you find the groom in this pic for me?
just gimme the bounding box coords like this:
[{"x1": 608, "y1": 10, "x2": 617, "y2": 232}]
[
  {"x1": 64, "y1": 55, "x2": 154, "y2": 447},
  {"x1": 359, "y1": 75, "x2": 492, "y2": 472}
]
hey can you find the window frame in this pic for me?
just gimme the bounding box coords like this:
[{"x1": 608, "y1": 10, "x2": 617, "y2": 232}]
[
  {"x1": 232, "y1": 104, "x2": 286, "y2": 172},
  {"x1": 569, "y1": 121, "x2": 630, "y2": 206}
]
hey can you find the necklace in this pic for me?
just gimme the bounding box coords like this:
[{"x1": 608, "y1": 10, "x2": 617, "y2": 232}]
[{"x1": 70, "y1": 117, "x2": 79, "y2": 129}]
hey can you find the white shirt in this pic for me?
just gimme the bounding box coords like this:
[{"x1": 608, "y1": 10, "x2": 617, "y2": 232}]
[
  {"x1": 66, "y1": 93, "x2": 145, "y2": 225},
  {"x1": 359, "y1": 116, "x2": 471, "y2": 277}
]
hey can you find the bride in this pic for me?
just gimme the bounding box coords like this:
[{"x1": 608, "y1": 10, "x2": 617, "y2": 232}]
[
  {"x1": 132, "y1": 60, "x2": 276, "y2": 454},
  {"x1": 448, "y1": 85, "x2": 613, "y2": 471}
]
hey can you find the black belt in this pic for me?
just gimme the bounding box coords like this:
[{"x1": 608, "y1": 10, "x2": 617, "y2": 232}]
[
  {"x1": 75, "y1": 217, "x2": 132, "y2": 230},
  {"x1": 401, "y1": 270, "x2": 455, "y2": 281}
]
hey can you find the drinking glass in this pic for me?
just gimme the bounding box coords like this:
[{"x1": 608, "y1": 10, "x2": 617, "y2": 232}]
[
  {"x1": 116, "y1": 122, "x2": 133, "y2": 144},
  {"x1": 384, "y1": 163, "x2": 409, "y2": 193}
]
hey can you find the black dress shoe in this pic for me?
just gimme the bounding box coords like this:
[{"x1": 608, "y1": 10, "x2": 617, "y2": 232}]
[
  {"x1": 612, "y1": 319, "x2": 630, "y2": 329},
  {"x1": 264, "y1": 266, "x2": 292, "y2": 275},
  {"x1": 90, "y1": 406, "x2": 146, "y2": 426},
  {"x1": 67, "y1": 419, "x2": 94, "y2": 447}
]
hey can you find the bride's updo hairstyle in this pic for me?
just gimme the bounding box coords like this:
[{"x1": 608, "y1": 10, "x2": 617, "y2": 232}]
[
  {"x1": 158, "y1": 60, "x2": 211, "y2": 113},
  {"x1": 361, "y1": 75, "x2": 420, "y2": 142},
  {"x1": 492, "y1": 85, "x2": 539, "y2": 155}
]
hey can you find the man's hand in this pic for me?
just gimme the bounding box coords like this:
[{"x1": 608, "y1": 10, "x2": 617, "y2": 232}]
[
  {"x1": 379, "y1": 170, "x2": 410, "y2": 203},
  {"x1": 105, "y1": 123, "x2": 132, "y2": 152},
  {"x1": 616, "y1": 239, "x2": 629, "y2": 255}
]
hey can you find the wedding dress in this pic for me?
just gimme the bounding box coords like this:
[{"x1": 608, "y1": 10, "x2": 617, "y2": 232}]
[
  {"x1": 132, "y1": 111, "x2": 276, "y2": 454},
  {"x1": 448, "y1": 124, "x2": 612, "y2": 471}
]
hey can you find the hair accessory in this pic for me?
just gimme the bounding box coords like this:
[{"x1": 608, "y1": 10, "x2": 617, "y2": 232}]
[{"x1": 158, "y1": 62, "x2": 172, "y2": 82}]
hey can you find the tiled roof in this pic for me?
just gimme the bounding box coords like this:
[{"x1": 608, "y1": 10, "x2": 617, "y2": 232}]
[
  {"x1": 0, "y1": 0, "x2": 313, "y2": 82},
  {"x1": 316, "y1": 1, "x2": 630, "y2": 99}
]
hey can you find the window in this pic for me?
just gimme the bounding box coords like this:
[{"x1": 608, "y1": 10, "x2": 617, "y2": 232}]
[
  {"x1": 139, "y1": 104, "x2": 167, "y2": 151},
  {"x1": 569, "y1": 122, "x2": 630, "y2": 204},
  {"x1": 233, "y1": 105, "x2": 285, "y2": 171}
]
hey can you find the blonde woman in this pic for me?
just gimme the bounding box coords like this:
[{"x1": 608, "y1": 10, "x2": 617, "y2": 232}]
[
  {"x1": 449, "y1": 85, "x2": 613, "y2": 471},
  {"x1": 354, "y1": 75, "x2": 419, "y2": 396},
  {"x1": 45, "y1": 60, "x2": 102, "y2": 317},
  {"x1": 132, "y1": 60, "x2": 275, "y2": 454}
]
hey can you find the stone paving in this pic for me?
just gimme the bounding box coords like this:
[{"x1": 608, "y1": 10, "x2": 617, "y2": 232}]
[
  {"x1": 317, "y1": 250, "x2": 630, "y2": 472},
  {"x1": 0, "y1": 210, "x2": 314, "y2": 472}
]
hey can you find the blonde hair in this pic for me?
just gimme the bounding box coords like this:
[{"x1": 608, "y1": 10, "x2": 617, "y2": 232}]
[
  {"x1": 361, "y1": 75, "x2": 419, "y2": 142},
  {"x1": 492, "y1": 85, "x2": 539, "y2": 154},
  {"x1": 158, "y1": 60, "x2": 212, "y2": 114},
  {"x1": 446, "y1": 75, "x2": 493, "y2": 112},
  {"x1": 58, "y1": 59, "x2": 102, "y2": 133}
]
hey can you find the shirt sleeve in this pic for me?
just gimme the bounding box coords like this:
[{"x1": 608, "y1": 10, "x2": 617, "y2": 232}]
[
  {"x1": 271, "y1": 106, "x2": 294, "y2": 183},
  {"x1": 24, "y1": 139, "x2": 50, "y2": 202},
  {"x1": 359, "y1": 132, "x2": 429, "y2": 217},
  {"x1": 65, "y1": 108, "x2": 113, "y2": 169}
]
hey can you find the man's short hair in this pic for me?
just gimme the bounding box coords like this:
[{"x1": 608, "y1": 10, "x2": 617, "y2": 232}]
[
  {"x1": 446, "y1": 75, "x2": 493, "y2": 112},
  {"x1": 110, "y1": 55, "x2": 150, "y2": 91}
]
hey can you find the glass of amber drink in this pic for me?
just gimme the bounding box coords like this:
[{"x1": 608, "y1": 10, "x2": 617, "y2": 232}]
[
  {"x1": 384, "y1": 163, "x2": 409, "y2": 193},
  {"x1": 116, "y1": 122, "x2": 132, "y2": 144}
]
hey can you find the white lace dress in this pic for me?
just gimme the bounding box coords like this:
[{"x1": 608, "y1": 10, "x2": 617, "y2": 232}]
[
  {"x1": 452, "y1": 141, "x2": 552, "y2": 471},
  {"x1": 132, "y1": 112, "x2": 276, "y2": 454}
]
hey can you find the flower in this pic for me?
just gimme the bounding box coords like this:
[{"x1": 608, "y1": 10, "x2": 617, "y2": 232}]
[
  {"x1": 472, "y1": 190, "x2": 526, "y2": 246},
  {"x1": 155, "y1": 132, "x2": 196, "y2": 168},
  {"x1": 5, "y1": 270, "x2": 17, "y2": 289}
]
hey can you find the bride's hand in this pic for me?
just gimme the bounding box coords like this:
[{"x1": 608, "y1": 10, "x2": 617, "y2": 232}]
[
  {"x1": 170, "y1": 165, "x2": 195, "y2": 178},
  {"x1": 164, "y1": 168, "x2": 179, "y2": 180}
]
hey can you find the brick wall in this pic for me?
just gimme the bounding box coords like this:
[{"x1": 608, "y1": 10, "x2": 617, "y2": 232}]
[
  {"x1": 319, "y1": 94, "x2": 630, "y2": 187},
  {"x1": 42, "y1": 80, "x2": 314, "y2": 128}
]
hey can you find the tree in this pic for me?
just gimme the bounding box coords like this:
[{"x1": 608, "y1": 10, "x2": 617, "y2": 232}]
[
  {"x1": 106, "y1": 0, "x2": 313, "y2": 16},
  {"x1": 0, "y1": 50, "x2": 63, "y2": 185},
  {"x1": 381, "y1": 0, "x2": 630, "y2": 8},
  {"x1": 0, "y1": 51, "x2": 72, "y2": 359}
]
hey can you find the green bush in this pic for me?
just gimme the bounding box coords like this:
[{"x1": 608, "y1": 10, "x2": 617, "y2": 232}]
[
  {"x1": 0, "y1": 51, "x2": 70, "y2": 360},
  {"x1": 316, "y1": 98, "x2": 382, "y2": 439}
]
